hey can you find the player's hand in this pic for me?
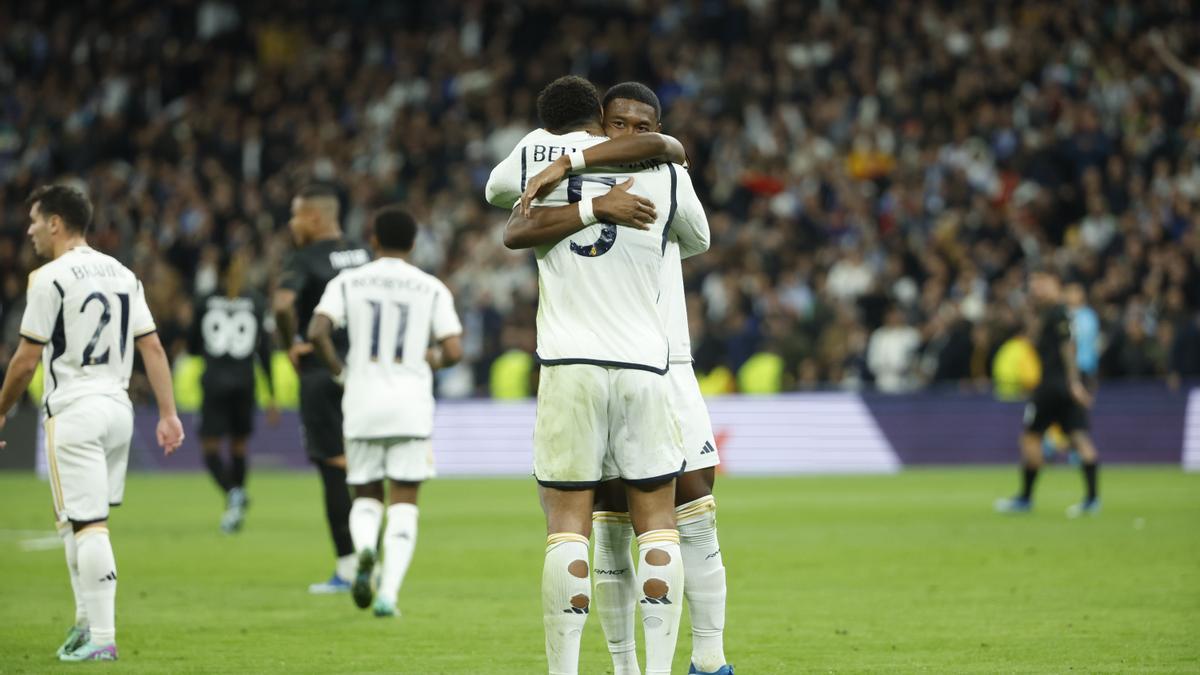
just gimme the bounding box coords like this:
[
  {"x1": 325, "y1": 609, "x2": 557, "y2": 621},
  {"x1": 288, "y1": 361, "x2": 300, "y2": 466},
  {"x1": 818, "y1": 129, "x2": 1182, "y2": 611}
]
[
  {"x1": 519, "y1": 156, "x2": 572, "y2": 217},
  {"x1": 594, "y1": 179, "x2": 655, "y2": 230},
  {"x1": 157, "y1": 415, "x2": 185, "y2": 456},
  {"x1": 265, "y1": 404, "x2": 281, "y2": 428},
  {"x1": 0, "y1": 413, "x2": 7, "y2": 450},
  {"x1": 1070, "y1": 380, "x2": 1093, "y2": 409},
  {"x1": 288, "y1": 342, "x2": 314, "y2": 370}
]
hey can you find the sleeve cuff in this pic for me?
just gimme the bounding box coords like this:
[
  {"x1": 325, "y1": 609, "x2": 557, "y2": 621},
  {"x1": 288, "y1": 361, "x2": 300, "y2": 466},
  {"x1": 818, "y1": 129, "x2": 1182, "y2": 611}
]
[
  {"x1": 133, "y1": 327, "x2": 158, "y2": 338},
  {"x1": 19, "y1": 331, "x2": 48, "y2": 345}
]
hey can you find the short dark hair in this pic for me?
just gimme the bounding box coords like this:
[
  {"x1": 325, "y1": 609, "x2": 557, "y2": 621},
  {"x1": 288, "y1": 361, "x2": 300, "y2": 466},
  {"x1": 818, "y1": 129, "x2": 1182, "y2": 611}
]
[
  {"x1": 26, "y1": 185, "x2": 92, "y2": 233},
  {"x1": 603, "y1": 82, "x2": 662, "y2": 121},
  {"x1": 373, "y1": 205, "x2": 417, "y2": 251},
  {"x1": 296, "y1": 182, "x2": 340, "y2": 201},
  {"x1": 536, "y1": 76, "x2": 602, "y2": 133}
]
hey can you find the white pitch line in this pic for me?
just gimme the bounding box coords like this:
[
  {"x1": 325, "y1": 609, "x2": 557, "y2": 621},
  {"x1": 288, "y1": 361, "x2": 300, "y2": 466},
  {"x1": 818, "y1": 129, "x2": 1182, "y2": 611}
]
[{"x1": 19, "y1": 536, "x2": 63, "y2": 552}]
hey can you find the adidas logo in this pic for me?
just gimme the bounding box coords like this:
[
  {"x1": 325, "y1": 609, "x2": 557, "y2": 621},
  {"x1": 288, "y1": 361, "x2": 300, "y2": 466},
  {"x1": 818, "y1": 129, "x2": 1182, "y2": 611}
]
[
  {"x1": 595, "y1": 568, "x2": 627, "y2": 576},
  {"x1": 640, "y1": 597, "x2": 672, "y2": 605},
  {"x1": 393, "y1": 531, "x2": 411, "y2": 540},
  {"x1": 562, "y1": 607, "x2": 589, "y2": 614},
  {"x1": 99, "y1": 571, "x2": 117, "y2": 583},
  {"x1": 700, "y1": 441, "x2": 716, "y2": 455}
]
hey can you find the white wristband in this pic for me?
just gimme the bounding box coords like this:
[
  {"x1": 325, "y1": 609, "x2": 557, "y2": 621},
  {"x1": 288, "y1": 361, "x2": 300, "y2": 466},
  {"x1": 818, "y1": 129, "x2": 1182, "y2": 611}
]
[
  {"x1": 578, "y1": 197, "x2": 598, "y2": 226},
  {"x1": 570, "y1": 149, "x2": 586, "y2": 171}
]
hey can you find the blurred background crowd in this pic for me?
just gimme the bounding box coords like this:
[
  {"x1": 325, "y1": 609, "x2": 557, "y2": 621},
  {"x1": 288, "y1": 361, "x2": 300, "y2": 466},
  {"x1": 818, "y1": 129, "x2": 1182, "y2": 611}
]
[{"x1": 1, "y1": 0, "x2": 1199, "y2": 400}]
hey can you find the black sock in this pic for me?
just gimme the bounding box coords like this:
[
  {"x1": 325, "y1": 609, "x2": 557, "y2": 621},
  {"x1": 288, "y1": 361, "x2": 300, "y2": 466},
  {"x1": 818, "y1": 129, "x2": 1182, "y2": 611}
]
[
  {"x1": 1082, "y1": 461, "x2": 1099, "y2": 501},
  {"x1": 317, "y1": 462, "x2": 355, "y2": 558},
  {"x1": 1020, "y1": 464, "x2": 1039, "y2": 501},
  {"x1": 203, "y1": 454, "x2": 231, "y2": 493},
  {"x1": 231, "y1": 455, "x2": 247, "y2": 489}
]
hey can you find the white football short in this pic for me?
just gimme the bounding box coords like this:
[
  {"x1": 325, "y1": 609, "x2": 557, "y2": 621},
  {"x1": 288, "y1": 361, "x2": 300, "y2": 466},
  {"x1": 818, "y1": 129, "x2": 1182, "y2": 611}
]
[
  {"x1": 666, "y1": 361, "x2": 720, "y2": 472},
  {"x1": 534, "y1": 363, "x2": 684, "y2": 487},
  {"x1": 45, "y1": 395, "x2": 133, "y2": 524},
  {"x1": 345, "y1": 437, "x2": 436, "y2": 485}
]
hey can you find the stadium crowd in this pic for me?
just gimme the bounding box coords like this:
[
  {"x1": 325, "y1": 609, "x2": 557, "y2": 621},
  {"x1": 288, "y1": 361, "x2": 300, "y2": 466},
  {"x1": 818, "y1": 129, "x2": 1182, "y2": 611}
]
[{"x1": 1, "y1": 0, "x2": 1199, "y2": 398}]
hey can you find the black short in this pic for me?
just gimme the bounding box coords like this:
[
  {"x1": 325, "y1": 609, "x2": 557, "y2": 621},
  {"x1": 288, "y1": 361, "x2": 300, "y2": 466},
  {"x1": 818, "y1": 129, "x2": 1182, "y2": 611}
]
[
  {"x1": 299, "y1": 369, "x2": 345, "y2": 461},
  {"x1": 1024, "y1": 387, "x2": 1089, "y2": 434},
  {"x1": 199, "y1": 386, "x2": 255, "y2": 438}
]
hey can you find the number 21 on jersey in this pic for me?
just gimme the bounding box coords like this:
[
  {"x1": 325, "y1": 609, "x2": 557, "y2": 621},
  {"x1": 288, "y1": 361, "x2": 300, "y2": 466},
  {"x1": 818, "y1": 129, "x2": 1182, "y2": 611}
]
[{"x1": 81, "y1": 291, "x2": 130, "y2": 366}]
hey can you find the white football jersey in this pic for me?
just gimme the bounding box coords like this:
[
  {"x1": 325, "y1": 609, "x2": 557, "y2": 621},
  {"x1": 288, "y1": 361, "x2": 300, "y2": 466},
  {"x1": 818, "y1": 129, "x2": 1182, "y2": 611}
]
[
  {"x1": 485, "y1": 128, "x2": 709, "y2": 372},
  {"x1": 314, "y1": 257, "x2": 462, "y2": 439},
  {"x1": 19, "y1": 246, "x2": 156, "y2": 416}
]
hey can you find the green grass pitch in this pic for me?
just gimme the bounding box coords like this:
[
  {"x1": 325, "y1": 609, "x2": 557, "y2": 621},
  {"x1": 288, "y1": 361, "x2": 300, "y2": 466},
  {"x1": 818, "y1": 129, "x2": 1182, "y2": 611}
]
[{"x1": 0, "y1": 467, "x2": 1197, "y2": 673}]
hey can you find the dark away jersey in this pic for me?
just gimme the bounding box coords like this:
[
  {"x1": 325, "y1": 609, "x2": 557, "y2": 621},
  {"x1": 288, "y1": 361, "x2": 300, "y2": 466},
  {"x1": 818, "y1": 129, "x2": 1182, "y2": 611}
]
[
  {"x1": 279, "y1": 238, "x2": 371, "y2": 371},
  {"x1": 190, "y1": 291, "x2": 273, "y2": 392},
  {"x1": 1035, "y1": 304, "x2": 1072, "y2": 392}
]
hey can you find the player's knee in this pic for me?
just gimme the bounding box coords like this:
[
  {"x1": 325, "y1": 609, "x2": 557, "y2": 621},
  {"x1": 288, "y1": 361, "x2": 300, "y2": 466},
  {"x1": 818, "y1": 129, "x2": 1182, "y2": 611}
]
[{"x1": 568, "y1": 559, "x2": 589, "y2": 579}]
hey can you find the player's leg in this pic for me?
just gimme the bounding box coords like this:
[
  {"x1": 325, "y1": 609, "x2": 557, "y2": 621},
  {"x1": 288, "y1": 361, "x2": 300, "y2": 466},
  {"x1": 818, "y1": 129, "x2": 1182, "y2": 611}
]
[
  {"x1": 199, "y1": 391, "x2": 231, "y2": 497},
  {"x1": 222, "y1": 386, "x2": 254, "y2": 531},
  {"x1": 626, "y1": 479, "x2": 686, "y2": 675},
  {"x1": 676, "y1": 468, "x2": 730, "y2": 674},
  {"x1": 612, "y1": 368, "x2": 687, "y2": 675},
  {"x1": 1066, "y1": 404, "x2": 1101, "y2": 517},
  {"x1": 997, "y1": 397, "x2": 1048, "y2": 512},
  {"x1": 592, "y1": 480, "x2": 638, "y2": 675},
  {"x1": 372, "y1": 438, "x2": 435, "y2": 617},
  {"x1": 669, "y1": 361, "x2": 731, "y2": 674},
  {"x1": 52, "y1": 400, "x2": 126, "y2": 661},
  {"x1": 534, "y1": 364, "x2": 607, "y2": 675},
  {"x1": 55, "y1": 520, "x2": 89, "y2": 657},
  {"x1": 346, "y1": 437, "x2": 386, "y2": 609},
  {"x1": 301, "y1": 371, "x2": 355, "y2": 592},
  {"x1": 541, "y1": 486, "x2": 595, "y2": 675}
]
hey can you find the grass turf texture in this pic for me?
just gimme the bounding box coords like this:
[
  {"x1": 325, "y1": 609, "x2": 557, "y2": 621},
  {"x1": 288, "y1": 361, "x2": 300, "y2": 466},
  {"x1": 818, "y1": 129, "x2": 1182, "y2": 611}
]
[{"x1": 0, "y1": 468, "x2": 1197, "y2": 674}]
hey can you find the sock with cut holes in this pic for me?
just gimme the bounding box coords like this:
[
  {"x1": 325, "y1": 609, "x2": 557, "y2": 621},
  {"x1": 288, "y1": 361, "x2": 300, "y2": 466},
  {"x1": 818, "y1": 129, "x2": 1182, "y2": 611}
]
[
  {"x1": 592, "y1": 512, "x2": 639, "y2": 675},
  {"x1": 542, "y1": 533, "x2": 591, "y2": 675},
  {"x1": 636, "y1": 529, "x2": 684, "y2": 675}
]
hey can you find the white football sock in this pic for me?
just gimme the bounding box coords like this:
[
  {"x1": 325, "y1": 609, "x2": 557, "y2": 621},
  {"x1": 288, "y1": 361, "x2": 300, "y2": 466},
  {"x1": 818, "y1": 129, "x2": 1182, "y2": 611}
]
[
  {"x1": 592, "y1": 512, "x2": 639, "y2": 675},
  {"x1": 75, "y1": 527, "x2": 117, "y2": 645},
  {"x1": 543, "y1": 532, "x2": 591, "y2": 675},
  {"x1": 677, "y1": 496, "x2": 728, "y2": 672},
  {"x1": 336, "y1": 554, "x2": 357, "y2": 582},
  {"x1": 637, "y1": 529, "x2": 684, "y2": 675},
  {"x1": 377, "y1": 503, "x2": 418, "y2": 603},
  {"x1": 58, "y1": 523, "x2": 87, "y2": 628},
  {"x1": 349, "y1": 497, "x2": 385, "y2": 555}
]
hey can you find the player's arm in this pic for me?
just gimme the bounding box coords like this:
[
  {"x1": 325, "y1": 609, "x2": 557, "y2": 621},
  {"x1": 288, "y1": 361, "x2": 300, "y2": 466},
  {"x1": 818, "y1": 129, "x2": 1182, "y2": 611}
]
[
  {"x1": 1058, "y1": 315, "x2": 1092, "y2": 408},
  {"x1": 519, "y1": 134, "x2": 687, "y2": 216},
  {"x1": 1149, "y1": 31, "x2": 1195, "y2": 82},
  {"x1": 0, "y1": 338, "x2": 43, "y2": 442},
  {"x1": 308, "y1": 277, "x2": 348, "y2": 380},
  {"x1": 135, "y1": 332, "x2": 185, "y2": 455},
  {"x1": 427, "y1": 285, "x2": 464, "y2": 370},
  {"x1": 669, "y1": 167, "x2": 711, "y2": 259},
  {"x1": 274, "y1": 255, "x2": 313, "y2": 368},
  {"x1": 485, "y1": 146, "x2": 526, "y2": 209},
  {"x1": 503, "y1": 179, "x2": 656, "y2": 250},
  {"x1": 307, "y1": 314, "x2": 344, "y2": 380},
  {"x1": 272, "y1": 287, "x2": 299, "y2": 350}
]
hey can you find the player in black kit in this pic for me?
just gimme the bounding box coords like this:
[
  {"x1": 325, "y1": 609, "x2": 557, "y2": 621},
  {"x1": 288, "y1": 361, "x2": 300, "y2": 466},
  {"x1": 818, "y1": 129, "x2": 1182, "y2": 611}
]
[
  {"x1": 273, "y1": 183, "x2": 372, "y2": 593},
  {"x1": 191, "y1": 251, "x2": 278, "y2": 533},
  {"x1": 996, "y1": 269, "x2": 1101, "y2": 517}
]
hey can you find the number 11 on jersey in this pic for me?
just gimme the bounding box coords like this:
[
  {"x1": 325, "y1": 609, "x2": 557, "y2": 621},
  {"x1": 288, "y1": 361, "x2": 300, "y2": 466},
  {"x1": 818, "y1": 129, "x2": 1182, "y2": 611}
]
[{"x1": 367, "y1": 300, "x2": 411, "y2": 362}]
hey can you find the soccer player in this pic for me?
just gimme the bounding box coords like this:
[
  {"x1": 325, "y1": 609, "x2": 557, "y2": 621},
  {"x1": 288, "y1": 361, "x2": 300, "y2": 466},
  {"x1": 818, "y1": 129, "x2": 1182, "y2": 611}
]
[
  {"x1": 273, "y1": 183, "x2": 371, "y2": 593},
  {"x1": 485, "y1": 76, "x2": 710, "y2": 675},
  {"x1": 512, "y1": 82, "x2": 733, "y2": 675},
  {"x1": 190, "y1": 251, "x2": 278, "y2": 533},
  {"x1": 0, "y1": 185, "x2": 184, "y2": 662},
  {"x1": 308, "y1": 205, "x2": 463, "y2": 618},
  {"x1": 996, "y1": 269, "x2": 1101, "y2": 517}
]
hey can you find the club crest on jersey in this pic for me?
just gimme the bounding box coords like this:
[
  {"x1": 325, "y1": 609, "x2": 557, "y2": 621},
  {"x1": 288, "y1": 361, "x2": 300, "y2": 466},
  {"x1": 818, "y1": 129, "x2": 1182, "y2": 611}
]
[{"x1": 569, "y1": 223, "x2": 617, "y2": 257}]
